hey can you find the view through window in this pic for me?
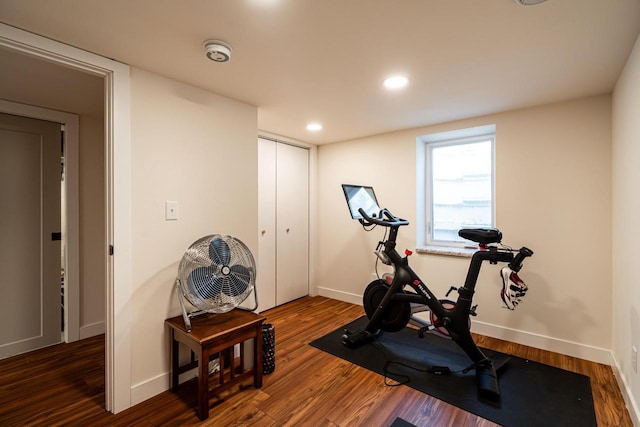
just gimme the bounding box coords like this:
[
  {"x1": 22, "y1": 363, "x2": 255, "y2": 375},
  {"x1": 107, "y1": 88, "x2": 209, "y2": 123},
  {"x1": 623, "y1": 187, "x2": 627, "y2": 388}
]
[
  {"x1": 429, "y1": 138, "x2": 493, "y2": 243},
  {"x1": 417, "y1": 125, "x2": 496, "y2": 248}
]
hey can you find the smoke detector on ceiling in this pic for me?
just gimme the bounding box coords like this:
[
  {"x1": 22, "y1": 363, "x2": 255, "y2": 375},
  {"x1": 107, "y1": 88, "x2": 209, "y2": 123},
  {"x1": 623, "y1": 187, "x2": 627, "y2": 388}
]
[
  {"x1": 203, "y1": 40, "x2": 232, "y2": 62},
  {"x1": 514, "y1": 0, "x2": 548, "y2": 5}
]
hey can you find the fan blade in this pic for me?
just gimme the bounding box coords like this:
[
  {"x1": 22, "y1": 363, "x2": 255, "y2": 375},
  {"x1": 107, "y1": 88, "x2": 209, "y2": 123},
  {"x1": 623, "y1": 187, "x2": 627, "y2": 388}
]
[
  {"x1": 225, "y1": 264, "x2": 251, "y2": 296},
  {"x1": 188, "y1": 266, "x2": 223, "y2": 299},
  {"x1": 209, "y1": 237, "x2": 231, "y2": 266}
]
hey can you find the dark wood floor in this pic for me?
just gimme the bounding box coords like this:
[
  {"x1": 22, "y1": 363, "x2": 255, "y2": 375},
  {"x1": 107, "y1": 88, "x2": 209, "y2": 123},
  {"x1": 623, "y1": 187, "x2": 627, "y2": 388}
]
[{"x1": 0, "y1": 296, "x2": 632, "y2": 426}]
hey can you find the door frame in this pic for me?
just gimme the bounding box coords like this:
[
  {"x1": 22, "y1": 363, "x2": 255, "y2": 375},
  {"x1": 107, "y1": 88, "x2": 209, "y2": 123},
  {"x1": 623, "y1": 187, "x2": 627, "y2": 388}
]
[
  {"x1": 0, "y1": 100, "x2": 80, "y2": 344},
  {"x1": 0, "y1": 24, "x2": 133, "y2": 413}
]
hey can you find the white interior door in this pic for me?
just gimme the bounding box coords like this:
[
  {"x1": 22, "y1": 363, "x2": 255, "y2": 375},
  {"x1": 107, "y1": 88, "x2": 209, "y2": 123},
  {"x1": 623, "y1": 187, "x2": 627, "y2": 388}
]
[
  {"x1": 257, "y1": 138, "x2": 277, "y2": 312},
  {"x1": 276, "y1": 143, "x2": 309, "y2": 305},
  {"x1": 0, "y1": 113, "x2": 62, "y2": 359}
]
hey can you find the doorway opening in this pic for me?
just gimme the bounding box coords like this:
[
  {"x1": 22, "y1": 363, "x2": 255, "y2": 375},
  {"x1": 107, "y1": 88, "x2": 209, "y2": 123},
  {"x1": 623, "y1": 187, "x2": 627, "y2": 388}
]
[{"x1": 0, "y1": 22, "x2": 133, "y2": 413}]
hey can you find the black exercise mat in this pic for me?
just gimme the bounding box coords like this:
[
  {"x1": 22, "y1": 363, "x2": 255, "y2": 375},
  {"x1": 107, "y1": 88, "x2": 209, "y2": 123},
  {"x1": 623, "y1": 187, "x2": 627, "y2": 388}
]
[{"x1": 310, "y1": 317, "x2": 596, "y2": 427}]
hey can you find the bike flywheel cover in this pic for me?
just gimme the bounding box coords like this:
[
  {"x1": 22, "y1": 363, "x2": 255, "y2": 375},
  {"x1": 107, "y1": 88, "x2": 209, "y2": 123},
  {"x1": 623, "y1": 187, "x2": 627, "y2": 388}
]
[{"x1": 363, "y1": 279, "x2": 411, "y2": 332}]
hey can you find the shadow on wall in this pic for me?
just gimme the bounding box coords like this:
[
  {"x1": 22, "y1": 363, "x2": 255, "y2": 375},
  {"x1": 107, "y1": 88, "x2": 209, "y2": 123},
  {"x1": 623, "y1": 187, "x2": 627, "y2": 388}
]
[
  {"x1": 132, "y1": 262, "x2": 183, "y2": 321},
  {"x1": 523, "y1": 271, "x2": 598, "y2": 344}
]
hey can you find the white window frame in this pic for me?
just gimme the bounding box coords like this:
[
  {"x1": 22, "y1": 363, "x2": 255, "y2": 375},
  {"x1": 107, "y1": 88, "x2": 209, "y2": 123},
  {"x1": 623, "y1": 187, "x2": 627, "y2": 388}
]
[{"x1": 416, "y1": 124, "x2": 496, "y2": 251}]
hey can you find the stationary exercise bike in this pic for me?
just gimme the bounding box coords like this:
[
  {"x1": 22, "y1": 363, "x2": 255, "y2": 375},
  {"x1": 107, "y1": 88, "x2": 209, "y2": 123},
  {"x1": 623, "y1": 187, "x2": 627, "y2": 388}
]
[{"x1": 340, "y1": 184, "x2": 533, "y2": 399}]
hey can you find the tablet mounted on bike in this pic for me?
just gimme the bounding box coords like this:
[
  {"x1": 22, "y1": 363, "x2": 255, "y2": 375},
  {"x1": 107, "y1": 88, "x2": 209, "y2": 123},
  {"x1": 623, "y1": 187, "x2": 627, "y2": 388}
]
[
  {"x1": 342, "y1": 184, "x2": 409, "y2": 228},
  {"x1": 342, "y1": 184, "x2": 381, "y2": 220}
]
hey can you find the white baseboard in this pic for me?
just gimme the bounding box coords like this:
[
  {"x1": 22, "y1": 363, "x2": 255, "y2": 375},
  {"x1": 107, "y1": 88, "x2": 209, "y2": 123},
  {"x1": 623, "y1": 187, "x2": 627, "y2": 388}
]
[
  {"x1": 317, "y1": 286, "x2": 612, "y2": 364},
  {"x1": 131, "y1": 372, "x2": 169, "y2": 406},
  {"x1": 317, "y1": 287, "x2": 363, "y2": 305},
  {"x1": 79, "y1": 321, "x2": 105, "y2": 339},
  {"x1": 131, "y1": 352, "x2": 245, "y2": 405},
  {"x1": 470, "y1": 320, "x2": 612, "y2": 365},
  {"x1": 611, "y1": 354, "x2": 640, "y2": 426},
  {"x1": 131, "y1": 369, "x2": 200, "y2": 405}
]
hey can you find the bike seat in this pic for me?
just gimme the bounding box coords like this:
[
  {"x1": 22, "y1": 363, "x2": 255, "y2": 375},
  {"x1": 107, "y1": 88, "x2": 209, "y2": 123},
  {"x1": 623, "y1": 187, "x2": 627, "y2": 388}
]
[{"x1": 458, "y1": 228, "x2": 502, "y2": 244}]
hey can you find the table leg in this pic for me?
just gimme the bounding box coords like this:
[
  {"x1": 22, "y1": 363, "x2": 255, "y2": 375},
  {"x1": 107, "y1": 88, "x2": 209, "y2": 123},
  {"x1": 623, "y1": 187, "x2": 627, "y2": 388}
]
[
  {"x1": 254, "y1": 326, "x2": 263, "y2": 388},
  {"x1": 171, "y1": 332, "x2": 180, "y2": 392},
  {"x1": 229, "y1": 347, "x2": 236, "y2": 380},
  {"x1": 197, "y1": 346, "x2": 210, "y2": 421},
  {"x1": 219, "y1": 350, "x2": 225, "y2": 385}
]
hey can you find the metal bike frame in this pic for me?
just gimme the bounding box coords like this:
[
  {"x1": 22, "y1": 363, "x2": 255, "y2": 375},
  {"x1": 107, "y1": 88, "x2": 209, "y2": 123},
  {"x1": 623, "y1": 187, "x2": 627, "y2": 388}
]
[{"x1": 364, "y1": 223, "x2": 514, "y2": 366}]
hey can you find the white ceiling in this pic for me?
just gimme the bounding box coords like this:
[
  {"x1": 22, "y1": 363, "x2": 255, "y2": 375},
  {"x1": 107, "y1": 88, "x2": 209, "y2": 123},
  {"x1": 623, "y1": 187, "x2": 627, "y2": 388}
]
[{"x1": 1, "y1": 0, "x2": 639, "y2": 144}]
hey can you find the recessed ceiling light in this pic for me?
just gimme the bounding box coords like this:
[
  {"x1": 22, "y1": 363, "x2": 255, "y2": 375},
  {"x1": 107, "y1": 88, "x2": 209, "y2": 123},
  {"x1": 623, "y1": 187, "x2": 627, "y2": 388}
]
[
  {"x1": 306, "y1": 123, "x2": 323, "y2": 131},
  {"x1": 383, "y1": 75, "x2": 409, "y2": 90}
]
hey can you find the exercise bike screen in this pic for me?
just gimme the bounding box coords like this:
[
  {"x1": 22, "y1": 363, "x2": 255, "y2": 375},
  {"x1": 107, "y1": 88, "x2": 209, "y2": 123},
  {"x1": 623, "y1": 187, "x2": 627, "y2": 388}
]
[{"x1": 342, "y1": 184, "x2": 381, "y2": 220}]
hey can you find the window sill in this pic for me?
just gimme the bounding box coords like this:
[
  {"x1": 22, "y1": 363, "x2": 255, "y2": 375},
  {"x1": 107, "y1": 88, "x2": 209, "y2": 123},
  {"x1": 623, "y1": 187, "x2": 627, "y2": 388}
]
[{"x1": 415, "y1": 246, "x2": 476, "y2": 258}]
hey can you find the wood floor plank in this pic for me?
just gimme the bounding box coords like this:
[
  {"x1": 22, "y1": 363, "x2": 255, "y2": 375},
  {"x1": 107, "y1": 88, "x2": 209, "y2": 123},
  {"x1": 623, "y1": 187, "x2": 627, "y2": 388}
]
[{"x1": 0, "y1": 296, "x2": 632, "y2": 426}]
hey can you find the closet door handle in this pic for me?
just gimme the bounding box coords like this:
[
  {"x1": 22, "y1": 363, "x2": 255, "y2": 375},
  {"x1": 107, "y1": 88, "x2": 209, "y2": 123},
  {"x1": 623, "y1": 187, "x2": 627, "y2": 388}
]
[
  {"x1": 261, "y1": 229, "x2": 266, "y2": 236},
  {"x1": 286, "y1": 228, "x2": 290, "y2": 233}
]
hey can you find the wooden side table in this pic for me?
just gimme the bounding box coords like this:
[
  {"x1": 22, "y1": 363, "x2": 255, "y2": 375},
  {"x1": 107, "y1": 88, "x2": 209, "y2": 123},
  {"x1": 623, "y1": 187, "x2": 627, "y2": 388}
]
[{"x1": 165, "y1": 310, "x2": 266, "y2": 421}]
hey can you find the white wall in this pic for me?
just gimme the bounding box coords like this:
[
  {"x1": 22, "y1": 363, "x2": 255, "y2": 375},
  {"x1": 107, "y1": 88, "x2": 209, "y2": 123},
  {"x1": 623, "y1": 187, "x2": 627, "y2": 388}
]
[
  {"x1": 612, "y1": 33, "x2": 640, "y2": 422},
  {"x1": 317, "y1": 95, "x2": 612, "y2": 361},
  {"x1": 128, "y1": 68, "x2": 258, "y2": 403}
]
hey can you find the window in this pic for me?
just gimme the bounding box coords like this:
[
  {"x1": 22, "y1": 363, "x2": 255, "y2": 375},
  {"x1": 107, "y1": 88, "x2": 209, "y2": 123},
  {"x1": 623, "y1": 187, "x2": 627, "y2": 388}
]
[{"x1": 417, "y1": 125, "x2": 495, "y2": 249}]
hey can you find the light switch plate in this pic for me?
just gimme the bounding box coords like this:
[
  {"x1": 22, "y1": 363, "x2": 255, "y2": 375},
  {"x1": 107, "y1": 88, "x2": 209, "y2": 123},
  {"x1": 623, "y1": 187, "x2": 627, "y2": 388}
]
[{"x1": 165, "y1": 201, "x2": 179, "y2": 220}]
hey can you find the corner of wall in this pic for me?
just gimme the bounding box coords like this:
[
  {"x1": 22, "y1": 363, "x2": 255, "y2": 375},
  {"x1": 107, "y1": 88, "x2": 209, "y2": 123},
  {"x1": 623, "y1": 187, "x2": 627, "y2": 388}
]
[{"x1": 611, "y1": 353, "x2": 640, "y2": 426}]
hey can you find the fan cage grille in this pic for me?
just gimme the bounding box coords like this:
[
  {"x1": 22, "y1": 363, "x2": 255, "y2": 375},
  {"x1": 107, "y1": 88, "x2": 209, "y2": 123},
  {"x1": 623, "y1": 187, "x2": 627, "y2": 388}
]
[{"x1": 177, "y1": 234, "x2": 256, "y2": 314}]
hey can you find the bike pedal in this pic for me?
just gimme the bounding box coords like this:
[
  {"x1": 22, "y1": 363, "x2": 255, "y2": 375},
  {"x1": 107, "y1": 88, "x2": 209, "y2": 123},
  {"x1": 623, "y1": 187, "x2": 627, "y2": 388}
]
[{"x1": 469, "y1": 304, "x2": 478, "y2": 316}]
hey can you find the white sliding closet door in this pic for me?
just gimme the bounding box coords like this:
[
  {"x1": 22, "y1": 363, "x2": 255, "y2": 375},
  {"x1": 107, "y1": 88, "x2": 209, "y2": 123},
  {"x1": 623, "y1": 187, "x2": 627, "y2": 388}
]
[
  {"x1": 275, "y1": 142, "x2": 309, "y2": 305},
  {"x1": 257, "y1": 139, "x2": 277, "y2": 311},
  {"x1": 257, "y1": 138, "x2": 309, "y2": 311}
]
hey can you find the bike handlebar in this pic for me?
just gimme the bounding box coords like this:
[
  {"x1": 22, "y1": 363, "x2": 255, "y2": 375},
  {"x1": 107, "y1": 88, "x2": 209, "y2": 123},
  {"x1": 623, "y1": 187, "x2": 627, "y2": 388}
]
[
  {"x1": 358, "y1": 207, "x2": 533, "y2": 270},
  {"x1": 508, "y1": 246, "x2": 534, "y2": 272},
  {"x1": 358, "y1": 208, "x2": 410, "y2": 227}
]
